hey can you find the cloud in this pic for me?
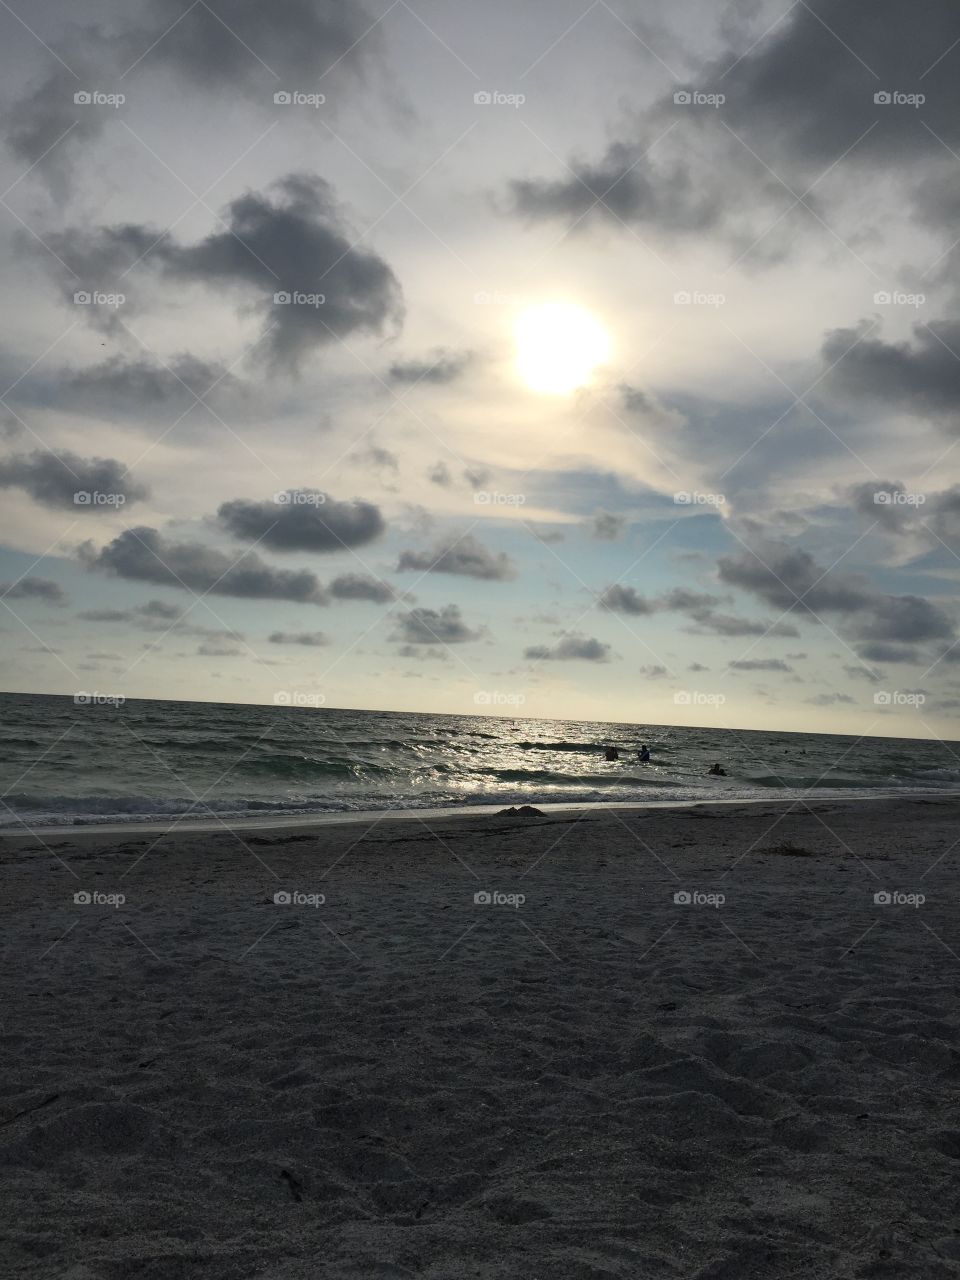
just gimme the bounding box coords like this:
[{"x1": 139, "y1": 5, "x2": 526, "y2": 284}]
[
  {"x1": 61, "y1": 354, "x2": 237, "y2": 421},
  {"x1": 844, "y1": 664, "x2": 882, "y2": 682},
  {"x1": 218, "y1": 491, "x2": 385, "y2": 552},
  {"x1": 354, "y1": 444, "x2": 399, "y2": 474},
  {"x1": 807, "y1": 693, "x2": 856, "y2": 706},
  {"x1": 0, "y1": 577, "x2": 66, "y2": 605},
  {"x1": 824, "y1": 322, "x2": 960, "y2": 428},
  {"x1": 0, "y1": 450, "x2": 148, "y2": 509},
  {"x1": 717, "y1": 543, "x2": 955, "y2": 644},
  {"x1": 597, "y1": 585, "x2": 655, "y2": 616},
  {"x1": 80, "y1": 527, "x2": 330, "y2": 604},
  {"x1": 388, "y1": 349, "x2": 473, "y2": 384},
  {"x1": 590, "y1": 510, "x2": 626, "y2": 541},
  {"x1": 463, "y1": 466, "x2": 492, "y2": 490},
  {"x1": 684, "y1": 609, "x2": 800, "y2": 638},
  {"x1": 329, "y1": 573, "x2": 397, "y2": 603},
  {"x1": 396, "y1": 535, "x2": 516, "y2": 581},
  {"x1": 638, "y1": 664, "x2": 668, "y2": 678},
  {"x1": 396, "y1": 644, "x2": 449, "y2": 662},
  {"x1": 524, "y1": 634, "x2": 612, "y2": 662},
  {"x1": 48, "y1": 175, "x2": 402, "y2": 370},
  {"x1": 856, "y1": 642, "x2": 920, "y2": 664},
  {"x1": 730, "y1": 659, "x2": 792, "y2": 672},
  {"x1": 268, "y1": 631, "x2": 329, "y2": 646},
  {"x1": 390, "y1": 604, "x2": 482, "y2": 645},
  {"x1": 598, "y1": 582, "x2": 799, "y2": 636},
  {"x1": 428, "y1": 461, "x2": 453, "y2": 487},
  {"x1": 197, "y1": 642, "x2": 242, "y2": 657}
]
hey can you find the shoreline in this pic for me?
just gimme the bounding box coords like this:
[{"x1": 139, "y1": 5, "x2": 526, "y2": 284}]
[{"x1": 4, "y1": 788, "x2": 959, "y2": 847}]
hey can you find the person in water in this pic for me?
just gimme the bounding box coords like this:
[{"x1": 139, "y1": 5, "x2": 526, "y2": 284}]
[
  {"x1": 707, "y1": 762, "x2": 726, "y2": 776},
  {"x1": 637, "y1": 744, "x2": 651, "y2": 762},
  {"x1": 604, "y1": 746, "x2": 620, "y2": 761}
]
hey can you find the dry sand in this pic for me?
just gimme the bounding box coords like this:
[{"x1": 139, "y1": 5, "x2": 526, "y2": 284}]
[{"x1": 2, "y1": 796, "x2": 960, "y2": 1279}]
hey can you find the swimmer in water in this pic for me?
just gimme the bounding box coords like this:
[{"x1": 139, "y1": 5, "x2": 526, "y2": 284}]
[
  {"x1": 707, "y1": 762, "x2": 726, "y2": 776},
  {"x1": 637, "y1": 744, "x2": 651, "y2": 762}
]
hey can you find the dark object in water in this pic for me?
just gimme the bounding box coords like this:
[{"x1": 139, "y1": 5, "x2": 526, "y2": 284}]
[
  {"x1": 604, "y1": 746, "x2": 619, "y2": 761},
  {"x1": 761, "y1": 841, "x2": 815, "y2": 857},
  {"x1": 497, "y1": 805, "x2": 545, "y2": 817}
]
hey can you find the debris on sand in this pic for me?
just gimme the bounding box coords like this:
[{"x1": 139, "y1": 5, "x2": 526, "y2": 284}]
[{"x1": 497, "y1": 805, "x2": 545, "y2": 817}]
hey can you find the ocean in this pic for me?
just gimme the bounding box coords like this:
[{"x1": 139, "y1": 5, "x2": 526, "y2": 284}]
[{"x1": 1, "y1": 691, "x2": 958, "y2": 828}]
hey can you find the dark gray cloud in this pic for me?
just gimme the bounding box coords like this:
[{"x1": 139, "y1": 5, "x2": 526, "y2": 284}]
[
  {"x1": 856, "y1": 642, "x2": 921, "y2": 664},
  {"x1": 590, "y1": 510, "x2": 626, "y2": 541},
  {"x1": 598, "y1": 582, "x2": 799, "y2": 636},
  {"x1": 0, "y1": 450, "x2": 148, "y2": 509},
  {"x1": 824, "y1": 323, "x2": 960, "y2": 429},
  {"x1": 0, "y1": 577, "x2": 66, "y2": 605},
  {"x1": 390, "y1": 604, "x2": 482, "y2": 645},
  {"x1": 268, "y1": 631, "x2": 329, "y2": 646},
  {"x1": 718, "y1": 543, "x2": 955, "y2": 644},
  {"x1": 597, "y1": 585, "x2": 655, "y2": 616},
  {"x1": 463, "y1": 466, "x2": 492, "y2": 491},
  {"x1": 354, "y1": 444, "x2": 399, "y2": 474},
  {"x1": 396, "y1": 644, "x2": 449, "y2": 662},
  {"x1": 48, "y1": 175, "x2": 402, "y2": 370},
  {"x1": 197, "y1": 642, "x2": 242, "y2": 657},
  {"x1": 61, "y1": 354, "x2": 238, "y2": 421},
  {"x1": 730, "y1": 659, "x2": 792, "y2": 672},
  {"x1": 638, "y1": 664, "x2": 669, "y2": 678},
  {"x1": 396, "y1": 535, "x2": 515, "y2": 581},
  {"x1": 388, "y1": 349, "x2": 473, "y2": 385},
  {"x1": 218, "y1": 491, "x2": 385, "y2": 553},
  {"x1": 844, "y1": 664, "x2": 883, "y2": 682},
  {"x1": 80, "y1": 527, "x2": 330, "y2": 604},
  {"x1": 428, "y1": 462, "x2": 453, "y2": 487},
  {"x1": 807, "y1": 693, "x2": 856, "y2": 706},
  {"x1": 525, "y1": 635, "x2": 612, "y2": 662},
  {"x1": 684, "y1": 609, "x2": 800, "y2": 638},
  {"x1": 329, "y1": 573, "x2": 397, "y2": 603}
]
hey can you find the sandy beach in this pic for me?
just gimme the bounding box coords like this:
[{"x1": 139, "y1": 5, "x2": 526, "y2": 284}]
[{"x1": 2, "y1": 795, "x2": 960, "y2": 1278}]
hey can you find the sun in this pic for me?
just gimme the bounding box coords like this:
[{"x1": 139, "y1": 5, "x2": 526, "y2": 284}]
[{"x1": 514, "y1": 302, "x2": 610, "y2": 395}]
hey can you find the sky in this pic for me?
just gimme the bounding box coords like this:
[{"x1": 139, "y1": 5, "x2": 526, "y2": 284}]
[{"x1": 2, "y1": 0, "x2": 960, "y2": 738}]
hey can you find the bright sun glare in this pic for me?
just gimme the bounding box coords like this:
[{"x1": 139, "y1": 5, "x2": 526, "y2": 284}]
[{"x1": 514, "y1": 302, "x2": 610, "y2": 395}]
